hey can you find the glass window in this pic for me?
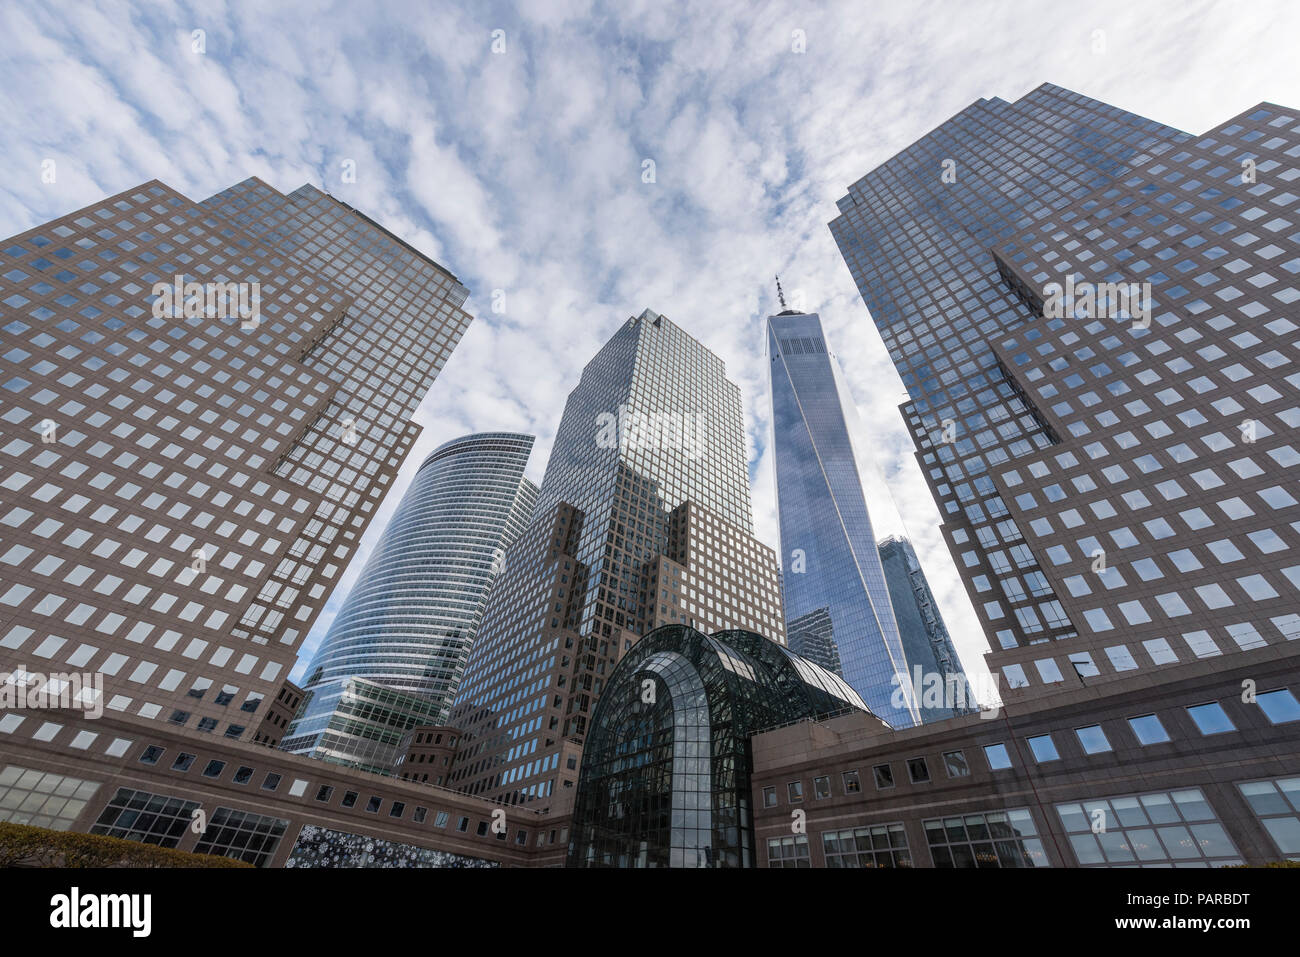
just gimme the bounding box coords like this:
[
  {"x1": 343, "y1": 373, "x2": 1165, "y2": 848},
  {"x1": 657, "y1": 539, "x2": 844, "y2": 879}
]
[
  {"x1": 341, "y1": 790, "x2": 358, "y2": 808},
  {"x1": 873, "y1": 764, "x2": 894, "y2": 790},
  {"x1": 787, "y1": 781, "x2": 803, "y2": 802},
  {"x1": 907, "y1": 757, "x2": 931, "y2": 784},
  {"x1": 943, "y1": 750, "x2": 970, "y2": 778},
  {"x1": 762, "y1": 786, "x2": 777, "y2": 807},
  {"x1": 1026, "y1": 734, "x2": 1060, "y2": 763},
  {"x1": 1256, "y1": 689, "x2": 1300, "y2": 725},
  {"x1": 924, "y1": 808, "x2": 1048, "y2": 868},
  {"x1": 842, "y1": 770, "x2": 861, "y2": 794},
  {"x1": 1186, "y1": 702, "x2": 1235, "y2": 735},
  {"x1": 984, "y1": 743, "x2": 1012, "y2": 771},
  {"x1": 1075, "y1": 725, "x2": 1113, "y2": 755},
  {"x1": 813, "y1": 776, "x2": 831, "y2": 800},
  {"x1": 261, "y1": 773, "x2": 281, "y2": 791},
  {"x1": 1128, "y1": 714, "x2": 1171, "y2": 745}
]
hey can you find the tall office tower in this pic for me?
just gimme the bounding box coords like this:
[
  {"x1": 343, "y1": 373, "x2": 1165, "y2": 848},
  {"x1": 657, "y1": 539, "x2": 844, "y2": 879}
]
[
  {"x1": 767, "y1": 308, "x2": 920, "y2": 727},
  {"x1": 878, "y1": 536, "x2": 974, "y2": 723},
  {"x1": 832, "y1": 83, "x2": 1300, "y2": 700},
  {"x1": 0, "y1": 177, "x2": 472, "y2": 742},
  {"x1": 282, "y1": 433, "x2": 538, "y2": 771},
  {"x1": 449, "y1": 309, "x2": 786, "y2": 806}
]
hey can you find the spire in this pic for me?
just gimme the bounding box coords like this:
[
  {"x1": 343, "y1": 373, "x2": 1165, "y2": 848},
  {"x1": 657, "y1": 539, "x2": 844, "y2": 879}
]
[{"x1": 775, "y1": 275, "x2": 787, "y2": 310}]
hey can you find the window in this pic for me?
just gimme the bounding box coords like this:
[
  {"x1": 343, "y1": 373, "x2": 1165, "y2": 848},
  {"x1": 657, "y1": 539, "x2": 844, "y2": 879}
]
[
  {"x1": 90, "y1": 787, "x2": 199, "y2": 848},
  {"x1": 943, "y1": 750, "x2": 970, "y2": 778},
  {"x1": 1128, "y1": 714, "x2": 1171, "y2": 745},
  {"x1": 457, "y1": 816, "x2": 469, "y2": 832},
  {"x1": 1075, "y1": 726, "x2": 1112, "y2": 755},
  {"x1": 413, "y1": 807, "x2": 427, "y2": 824},
  {"x1": 192, "y1": 807, "x2": 288, "y2": 867},
  {"x1": 1237, "y1": 776, "x2": 1300, "y2": 858},
  {"x1": 984, "y1": 743, "x2": 1012, "y2": 771},
  {"x1": 261, "y1": 773, "x2": 281, "y2": 791},
  {"x1": 389, "y1": 801, "x2": 405, "y2": 819},
  {"x1": 315, "y1": 785, "x2": 334, "y2": 803},
  {"x1": 475, "y1": 819, "x2": 489, "y2": 836},
  {"x1": 767, "y1": 835, "x2": 809, "y2": 868},
  {"x1": 822, "y1": 823, "x2": 912, "y2": 868},
  {"x1": 233, "y1": 766, "x2": 253, "y2": 785},
  {"x1": 341, "y1": 790, "x2": 358, "y2": 808},
  {"x1": 842, "y1": 770, "x2": 861, "y2": 794},
  {"x1": 201, "y1": 760, "x2": 225, "y2": 778},
  {"x1": 138, "y1": 746, "x2": 164, "y2": 766},
  {"x1": 1026, "y1": 734, "x2": 1059, "y2": 763},
  {"x1": 907, "y1": 757, "x2": 931, "y2": 784},
  {"x1": 1057, "y1": 787, "x2": 1239, "y2": 867},
  {"x1": 1186, "y1": 702, "x2": 1235, "y2": 735},
  {"x1": 171, "y1": 752, "x2": 195, "y2": 772},
  {"x1": 1256, "y1": 689, "x2": 1300, "y2": 725},
  {"x1": 762, "y1": 786, "x2": 777, "y2": 808},
  {"x1": 787, "y1": 781, "x2": 803, "y2": 802},
  {"x1": 813, "y1": 776, "x2": 831, "y2": 800},
  {"x1": 365, "y1": 796, "x2": 382, "y2": 813},
  {"x1": 924, "y1": 808, "x2": 1048, "y2": 867},
  {"x1": 0, "y1": 766, "x2": 100, "y2": 831},
  {"x1": 872, "y1": 764, "x2": 894, "y2": 790}
]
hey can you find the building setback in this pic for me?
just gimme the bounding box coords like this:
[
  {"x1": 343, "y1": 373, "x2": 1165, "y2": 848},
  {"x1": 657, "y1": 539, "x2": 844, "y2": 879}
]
[
  {"x1": 448, "y1": 309, "x2": 786, "y2": 807},
  {"x1": 284, "y1": 432, "x2": 537, "y2": 772},
  {"x1": 0, "y1": 177, "x2": 472, "y2": 739}
]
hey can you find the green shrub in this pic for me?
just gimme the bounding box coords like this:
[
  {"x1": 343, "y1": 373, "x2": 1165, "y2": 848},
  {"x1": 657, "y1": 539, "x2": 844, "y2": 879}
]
[{"x1": 0, "y1": 821, "x2": 252, "y2": 868}]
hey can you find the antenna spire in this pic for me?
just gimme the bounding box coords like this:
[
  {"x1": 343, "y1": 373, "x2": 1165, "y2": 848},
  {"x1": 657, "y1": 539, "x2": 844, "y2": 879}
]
[{"x1": 775, "y1": 275, "x2": 787, "y2": 310}]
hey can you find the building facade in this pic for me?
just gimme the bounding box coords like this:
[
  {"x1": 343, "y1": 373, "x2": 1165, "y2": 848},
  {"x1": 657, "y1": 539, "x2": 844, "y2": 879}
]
[
  {"x1": 767, "y1": 309, "x2": 919, "y2": 726},
  {"x1": 832, "y1": 85, "x2": 1300, "y2": 701},
  {"x1": 878, "y1": 536, "x2": 975, "y2": 723},
  {"x1": 0, "y1": 177, "x2": 473, "y2": 744},
  {"x1": 283, "y1": 432, "x2": 537, "y2": 770},
  {"x1": 448, "y1": 310, "x2": 786, "y2": 807}
]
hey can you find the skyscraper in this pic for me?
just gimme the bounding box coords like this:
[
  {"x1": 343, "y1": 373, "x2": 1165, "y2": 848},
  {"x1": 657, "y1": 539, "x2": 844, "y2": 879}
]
[
  {"x1": 0, "y1": 177, "x2": 473, "y2": 741},
  {"x1": 878, "y1": 535, "x2": 974, "y2": 723},
  {"x1": 831, "y1": 83, "x2": 1300, "y2": 702},
  {"x1": 767, "y1": 308, "x2": 920, "y2": 727},
  {"x1": 283, "y1": 432, "x2": 538, "y2": 771},
  {"x1": 448, "y1": 309, "x2": 786, "y2": 805}
]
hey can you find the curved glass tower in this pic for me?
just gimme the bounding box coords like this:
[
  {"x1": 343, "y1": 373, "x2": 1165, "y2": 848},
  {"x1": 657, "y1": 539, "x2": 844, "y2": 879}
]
[
  {"x1": 568, "y1": 624, "x2": 873, "y2": 868},
  {"x1": 283, "y1": 432, "x2": 538, "y2": 770},
  {"x1": 768, "y1": 310, "x2": 920, "y2": 727}
]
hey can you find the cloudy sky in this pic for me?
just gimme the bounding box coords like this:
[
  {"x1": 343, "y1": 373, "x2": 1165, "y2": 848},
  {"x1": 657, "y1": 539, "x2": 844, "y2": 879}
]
[{"x1": 4, "y1": 0, "x2": 1298, "y2": 687}]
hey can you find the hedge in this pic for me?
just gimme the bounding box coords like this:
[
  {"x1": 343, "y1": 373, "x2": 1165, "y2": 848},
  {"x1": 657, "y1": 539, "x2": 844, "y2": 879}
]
[{"x1": 0, "y1": 821, "x2": 252, "y2": 868}]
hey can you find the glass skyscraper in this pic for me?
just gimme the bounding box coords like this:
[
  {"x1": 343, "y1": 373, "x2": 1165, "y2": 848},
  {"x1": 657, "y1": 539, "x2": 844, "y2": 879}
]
[
  {"x1": 283, "y1": 432, "x2": 537, "y2": 770},
  {"x1": 832, "y1": 83, "x2": 1300, "y2": 701},
  {"x1": 878, "y1": 535, "x2": 974, "y2": 723},
  {"x1": 768, "y1": 309, "x2": 920, "y2": 727}
]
